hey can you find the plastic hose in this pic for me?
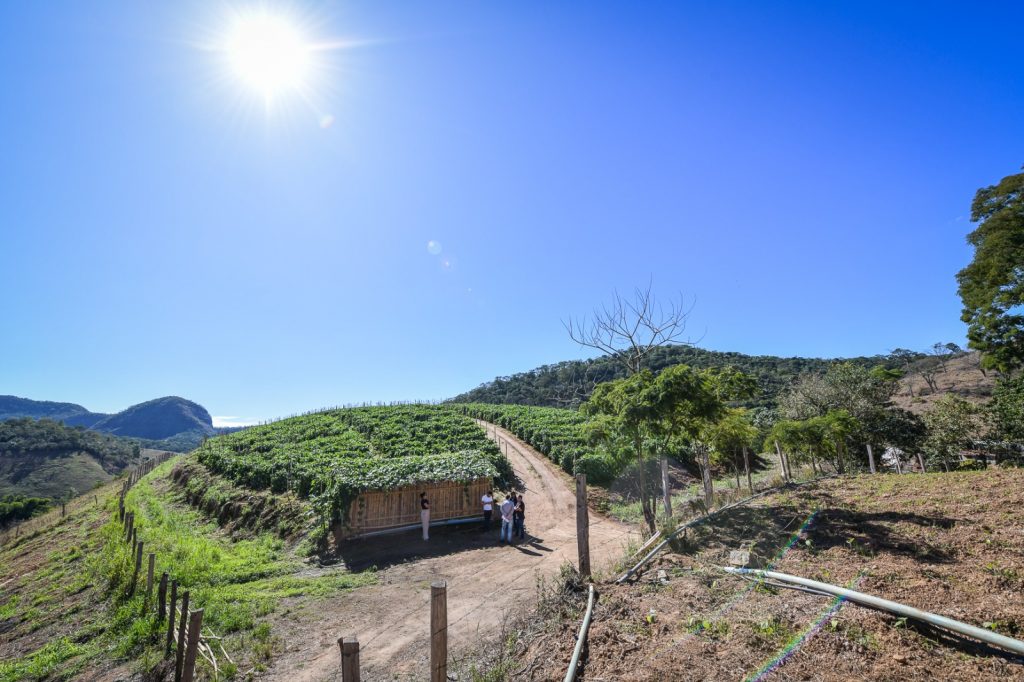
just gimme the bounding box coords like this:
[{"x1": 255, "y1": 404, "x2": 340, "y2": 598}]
[
  {"x1": 564, "y1": 584, "x2": 596, "y2": 682},
  {"x1": 722, "y1": 567, "x2": 1024, "y2": 657}
]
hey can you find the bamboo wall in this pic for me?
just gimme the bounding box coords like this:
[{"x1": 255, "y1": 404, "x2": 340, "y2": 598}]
[{"x1": 340, "y1": 477, "x2": 492, "y2": 538}]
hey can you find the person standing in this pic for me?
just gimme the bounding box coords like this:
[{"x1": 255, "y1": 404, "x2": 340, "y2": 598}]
[
  {"x1": 481, "y1": 489, "x2": 494, "y2": 531},
  {"x1": 513, "y1": 494, "x2": 526, "y2": 540},
  {"x1": 499, "y1": 493, "x2": 515, "y2": 544},
  {"x1": 420, "y1": 492, "x2": 430, "y2": 541}
]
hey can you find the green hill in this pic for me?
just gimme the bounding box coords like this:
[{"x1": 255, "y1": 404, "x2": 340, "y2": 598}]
[
  {"x1": 89, "y1": 396, "x2": 214, "y2": 440},
  {"x1": 450, "y1": 345, "x2": 907, "y2": 408},
  {"x1": 1, "y1": 395, "x2": 218, "y2": 452},
  {"x1": 0, "y1": 418, "x2": 139, "y2": 504},
  {"x1": 0, "y1": 395, "x2": 103, "y2": 426}
]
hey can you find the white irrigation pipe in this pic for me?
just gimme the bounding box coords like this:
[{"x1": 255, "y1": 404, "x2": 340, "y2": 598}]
[
  {"x1": 723, "y1": 567, "x2": 1024, "y2": 657},
  {"x1": 564, "y1": 584, "x2": 596, "y2": 682}
]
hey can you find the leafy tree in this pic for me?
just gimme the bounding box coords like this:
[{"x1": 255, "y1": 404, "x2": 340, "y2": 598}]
[
  {"x1": 922, "y1": 395, "x2": 980, "y2": 471},
  {"x1": 872, "y1": 408, "x2": 927, "y2": 471},
  {"x1": 706, "y1": 408, "x2": 759, "y2": 490},
  {"x1": 988, "y1": 376, "x2": 1024, "y2": 442},
  {"x1": 0, "y1": 495, "x2": 51, "y2": 527},
  {"x1": 582, "y1": 365, "x2": 729, "y2": 532},
  {"x1": 957, "y1": 168, "x2": 1024, "y2": 373}
]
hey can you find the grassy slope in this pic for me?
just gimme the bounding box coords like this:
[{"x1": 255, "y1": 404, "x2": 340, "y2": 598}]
[
  {"x1": 0, "y1": 458, "x2": 376, "y2": 681},
  {"x1": 514, "y1": 469, "x2": 1024, "y2": 681},
  {"x1": 0, "y1": 451, "x2": 113, "y2": 500}
]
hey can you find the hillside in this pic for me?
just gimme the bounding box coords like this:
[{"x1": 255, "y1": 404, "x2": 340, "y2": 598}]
[
  {"x1": 89, "y1": 396, "x2": 214, "y2": 440},
  {"x1": 892, "y1": 351, "x2": 996, "y2": 414},
  {"x1": 0, "y1": 395, "x2": 103, "y2": 426},
  {"x1": 0, "y1": 394, "x2": 218, "y2": 452},
  {"x1": 0, "y1": 418, "x2": 138, "y2": 503},
  {"x1": 450, "y1": 345, "x2": 905, "y2": 409},
  {"x1": 504, "y1": 470, "x2": 1024, "y2": 681}
]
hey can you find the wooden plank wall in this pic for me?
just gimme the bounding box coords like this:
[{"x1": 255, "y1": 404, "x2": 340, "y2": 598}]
[{"x1": 343, "y1": 478, "x2": 492, "y2": 536}]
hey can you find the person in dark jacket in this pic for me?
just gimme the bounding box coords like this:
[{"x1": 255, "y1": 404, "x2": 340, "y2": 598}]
[{"x1": 513, "y1": 494, "x2": 526, "y2": 540}]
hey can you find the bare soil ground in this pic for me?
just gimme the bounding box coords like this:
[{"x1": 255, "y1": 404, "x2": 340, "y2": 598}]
[
  {"x1": 893, "y1": 352, "x2": 995, "y2": 414},
  {"x1": 516, "y1": 469, "x2": 1024, "y2": 681},
  {"x1": 259, "y1": 421, "x2": 639, "y2": 681}
]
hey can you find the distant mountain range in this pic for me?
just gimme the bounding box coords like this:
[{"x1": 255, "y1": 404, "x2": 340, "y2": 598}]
[{"x1": 0, "y1": 395, "x2": 219, "y2": 451}]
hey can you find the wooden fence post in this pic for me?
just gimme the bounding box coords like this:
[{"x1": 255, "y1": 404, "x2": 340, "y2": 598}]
[
  {"x1": 774, "y1": 441, "x2": 789, "y2": 482},
  {"x1": 174, "y1": 591, "x2": 190, "y2": 682},
  {"x1": 158, "y1": 572, "x2": 169, "y2": 619},
  {"x1": 743, "y1": 446, "x2": 753, "y2": 493},
  {"x1": 866, "y1": 443, "x2": 877, "y2": 474},
  {"x1": 430, "y1": 581, "x2": 447, "y2": 682},
  {"x1": 165, "y1": 581, "x2": 178, "y2": 658},
  {"x1": 339, "y1": 635, "x2": 361, "y2": 682},
  {"x1": 181, "y1": 608, "x2": 204, "y2": 682},
  {"x1": 575, "y1": 474, "x2": 591, "y2": 580},
  {"x1": 146, "y1": 553, "x2": 156, "y2": 607},
  {"x1": 660, "y1": 458, "x2": 672, "y2": 518},
  {"x1": 128, "y1": 541, "x2": 143, "y2": 597}
]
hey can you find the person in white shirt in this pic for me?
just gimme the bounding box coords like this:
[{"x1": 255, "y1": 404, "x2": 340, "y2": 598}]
[
  {"x1": 481, "y1": 490, "x2": 494, "y2": 531},
  {"x1": 420, "y1": 492, "x2": 430, "y2": 541},
  {"x1": 499, "y1": 494, "x2": 515, "y2": 544}
]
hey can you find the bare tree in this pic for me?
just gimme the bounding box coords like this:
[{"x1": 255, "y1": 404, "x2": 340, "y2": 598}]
[
  {"x1": 563, "y1": 284, "x2": 694, "y2": 376},
  {"x1": 549, "y1": 363, "x2": 602, "y2": 408},
  {"x1": 564, "y1": 283, "x2": 694, "y2": 522}
]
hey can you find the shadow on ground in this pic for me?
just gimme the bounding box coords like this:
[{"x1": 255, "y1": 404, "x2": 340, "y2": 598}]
[
  {"x1": 675, "y1": 492, "x2": 962, "y2": 567},
  {"x1": 332, "y1": 521, "x2": 551, "y2": 571}
]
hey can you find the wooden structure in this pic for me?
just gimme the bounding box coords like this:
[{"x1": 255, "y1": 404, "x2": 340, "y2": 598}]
[{"x1": 335, "y1": 477, "x2": 492, "y2": 539}]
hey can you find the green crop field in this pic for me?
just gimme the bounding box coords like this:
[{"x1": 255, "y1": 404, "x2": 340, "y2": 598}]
[
  {"x1": 452, "y1": 403, "x2": 619, "y2": 485},
  {"x1": 195, "y1": 405, "x2": 511, "y2": 524}
]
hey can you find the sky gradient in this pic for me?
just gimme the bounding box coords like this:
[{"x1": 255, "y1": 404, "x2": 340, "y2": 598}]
[{"x1": 2, "y1": 1, "x2": 1023, "y2": 423}]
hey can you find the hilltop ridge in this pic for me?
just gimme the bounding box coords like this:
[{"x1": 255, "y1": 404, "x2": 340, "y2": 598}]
[{"x1": 0, "y1": 394, "x2": 216, "y2": 446}]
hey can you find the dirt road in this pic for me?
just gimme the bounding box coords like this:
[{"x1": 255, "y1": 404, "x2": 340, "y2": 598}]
[{"x1": 263, "y1": 421, "x2": 638, "y2": 681}]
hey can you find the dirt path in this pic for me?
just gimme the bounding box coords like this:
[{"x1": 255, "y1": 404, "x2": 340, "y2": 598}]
[{"x1": 263, "y1": 421, "x2": 638, "y2": 681}]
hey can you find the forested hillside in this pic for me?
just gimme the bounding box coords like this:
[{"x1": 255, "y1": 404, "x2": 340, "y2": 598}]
[
  {"x1": 1, "y1": 395, "x2": 218, "y2": 452},
  {"x1": 451, "y1": 345, "x2": 906, "y2": 408},
  {"x1": 0, "y1": 418, "x2": 139, "y2": 513}
]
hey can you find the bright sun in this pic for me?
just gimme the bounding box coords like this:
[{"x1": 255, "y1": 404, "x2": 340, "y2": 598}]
[{"x1": 225, "y1": 12, "x2": 311, "y2": 98}]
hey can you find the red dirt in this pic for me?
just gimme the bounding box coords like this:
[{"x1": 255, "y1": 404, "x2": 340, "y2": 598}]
[
  {"x1": 515, "y1": 470, "x2": 1024, "y2": 681},
  {"x1": 259, "y1": 421, "x2": 639, "y2": 681}
]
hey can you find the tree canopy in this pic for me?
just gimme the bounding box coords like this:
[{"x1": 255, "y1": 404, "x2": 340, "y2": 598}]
[{"x1": 957, "y1": 168, "x2": 1024, "y2": 374}]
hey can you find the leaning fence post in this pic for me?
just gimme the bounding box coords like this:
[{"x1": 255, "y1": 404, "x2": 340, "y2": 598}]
[
  {"x1": 430, "y1": 581, "x2": 447, "y2": 682},
  {"x1": 158, "y1": 571, "x2": 169, "y2": 619},
  {"x1": 339, "y1": 635, "x2": 361, "y2": 682},
  {"x1": 576, "y1": 474, "x2": 591, "y2": 580},
  {"x1": 866, "y1": 443, "x2": 877, "y2": 474},
  {"x1": 129, "y1": 541, "x2": 143, "y2": 597},
  {"x1": 165, "y1": 580, "x2": 178, "y2": 658},
  {"x1": 181, "y1": 608, "x2": 204, "y2": 682},
  {"x1": 145, "y1": 553, "x2": 156, "y2": 607},
  {"x1": 174, "y1": 591, "x2": 190, "y2": 682}
]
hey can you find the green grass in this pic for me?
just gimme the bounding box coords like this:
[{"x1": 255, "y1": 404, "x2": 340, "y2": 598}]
[
  {"x1": 0, "y1": 638, "x2": 97, "y2": 682},
  {"x1": 1, "y1": 461, "x2": 377, "y2": 680},
  {"x1": 122, "y1": 462, "x2": 377, "y2": 640}
]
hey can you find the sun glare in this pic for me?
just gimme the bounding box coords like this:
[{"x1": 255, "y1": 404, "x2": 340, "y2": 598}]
[{"x1": 225, "y1": 12, "x2": 310, "y2": 98}]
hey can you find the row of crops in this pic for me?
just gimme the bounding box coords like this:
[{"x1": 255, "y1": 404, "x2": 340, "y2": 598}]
[
  {"x1": 194, "y1": 405, "x2": 511, "y2": 524},
  {"x1": 451, "y1": 403, "x2": 619, "y2": 485}
]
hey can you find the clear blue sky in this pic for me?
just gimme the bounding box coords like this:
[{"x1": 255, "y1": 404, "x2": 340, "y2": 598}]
[{"x1": 2, "y1": 1, "x2": 1022, "y2": 424}]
